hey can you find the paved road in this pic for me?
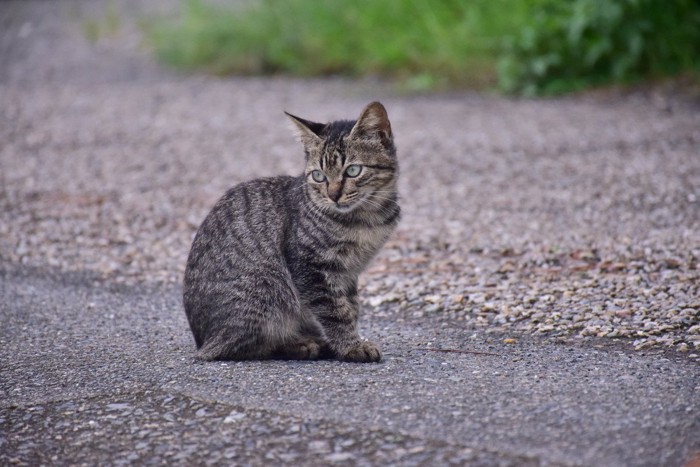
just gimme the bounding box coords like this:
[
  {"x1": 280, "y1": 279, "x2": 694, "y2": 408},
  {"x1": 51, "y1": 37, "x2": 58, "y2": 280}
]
[
  {"x1": 1, "y1": 266, "x2": 698, "y2": 466},
  {"x1": 1, "y1": 1, "x2": 699, "y2": 466}
]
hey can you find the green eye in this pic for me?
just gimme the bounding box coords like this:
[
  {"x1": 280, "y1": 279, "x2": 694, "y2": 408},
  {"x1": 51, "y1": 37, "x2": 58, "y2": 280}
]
[
  {"x1": 311, "y1": 170, "x2": 326, "y2": 182},
  {"x1": 345, "y1": 165, "x2": 362, "y2": 177}
]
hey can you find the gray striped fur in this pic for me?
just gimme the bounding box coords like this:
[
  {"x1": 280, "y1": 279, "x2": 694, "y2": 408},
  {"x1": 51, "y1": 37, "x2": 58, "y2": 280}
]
[{"x1": 183, "y1": 102, "x2": 400, "y2": 362}]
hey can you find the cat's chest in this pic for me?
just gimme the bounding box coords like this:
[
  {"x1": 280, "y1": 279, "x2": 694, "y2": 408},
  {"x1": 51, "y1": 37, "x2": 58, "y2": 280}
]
[{"x1": 329, "y1": 223, "x2": 395, "y2": 271}]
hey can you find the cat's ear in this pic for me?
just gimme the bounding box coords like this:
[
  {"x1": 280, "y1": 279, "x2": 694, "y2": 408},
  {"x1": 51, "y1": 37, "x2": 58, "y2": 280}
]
[
  {"x1": 285, "y1": 111, "x2": 325, "y2": 144},
  {"x1": 349, "y1": 101, "x2": 392, "y2": 145}
]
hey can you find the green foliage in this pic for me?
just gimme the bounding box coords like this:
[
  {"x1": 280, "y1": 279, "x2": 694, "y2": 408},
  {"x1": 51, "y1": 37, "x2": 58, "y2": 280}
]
[
  {"x1": 148, "y1": 0, "x2": 700, "y2": 95},
  {"x1": 499, "y1": 0, "x2": 700, "y2": 95},
  {"x1": 148, "y1": 0, "x2": 531, "y2": 90}
]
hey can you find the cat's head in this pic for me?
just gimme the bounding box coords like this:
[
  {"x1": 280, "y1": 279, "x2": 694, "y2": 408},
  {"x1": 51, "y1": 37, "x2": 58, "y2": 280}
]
[{"x1": 286, "y1": 102, "x2": 398, "y2": 214}]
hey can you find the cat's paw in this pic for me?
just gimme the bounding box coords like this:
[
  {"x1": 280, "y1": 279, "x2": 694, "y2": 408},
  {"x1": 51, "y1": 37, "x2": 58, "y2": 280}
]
[
  {"x1": 341, "y1": 341, "x2": 382, "y2": 363},
  {"x1": 279, "y1": 337, "x2": 321, "y2": 360}
]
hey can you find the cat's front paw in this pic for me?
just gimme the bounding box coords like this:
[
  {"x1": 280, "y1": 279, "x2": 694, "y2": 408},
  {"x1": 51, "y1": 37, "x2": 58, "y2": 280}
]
[{"x1": 341, "y1": 341, "x2": 382, "y2": 363}]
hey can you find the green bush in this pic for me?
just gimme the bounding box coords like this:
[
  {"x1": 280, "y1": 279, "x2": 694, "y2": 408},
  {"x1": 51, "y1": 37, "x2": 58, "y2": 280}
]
[{"x1": 499, "y1": 0, "x2": 700, "y2": 95}]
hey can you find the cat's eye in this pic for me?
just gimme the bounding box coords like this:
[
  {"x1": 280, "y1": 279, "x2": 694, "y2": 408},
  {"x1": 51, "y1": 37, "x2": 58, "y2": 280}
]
[
  {"x1": 310, "y1": 170, "x2": 326, "y2": 183},
  {"x1": 345, "y1": 165, "x2": 362, "y2": 178}
]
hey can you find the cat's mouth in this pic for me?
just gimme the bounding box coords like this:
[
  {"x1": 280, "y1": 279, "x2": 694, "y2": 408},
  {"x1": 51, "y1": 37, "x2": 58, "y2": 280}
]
[
  {"x1": 328, "y1": 195, "x2": 368, "y2": 213},
  {"x1": 325, "y1": 193, "x2": 363, "y2": 213},
  {"x1": 332, "y1": 201, "x2": 357, "y2": 212}
]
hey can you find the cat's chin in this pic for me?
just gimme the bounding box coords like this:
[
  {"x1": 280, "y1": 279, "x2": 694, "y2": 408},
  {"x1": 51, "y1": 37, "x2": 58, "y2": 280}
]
[{"x1": 332, "y1": 202, "x2": 358, "y2": 213}]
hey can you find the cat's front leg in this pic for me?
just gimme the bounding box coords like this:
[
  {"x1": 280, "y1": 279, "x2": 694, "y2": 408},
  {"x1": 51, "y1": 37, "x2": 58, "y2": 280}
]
[{"x1": 314, "y1": 284, "x2": 382, "y2": 363}]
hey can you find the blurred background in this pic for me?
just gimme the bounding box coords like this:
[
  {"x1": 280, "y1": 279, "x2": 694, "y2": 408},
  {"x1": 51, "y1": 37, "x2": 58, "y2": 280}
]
[{"x1": 145, "y1": 0, "x2": 700, "y2": 95}]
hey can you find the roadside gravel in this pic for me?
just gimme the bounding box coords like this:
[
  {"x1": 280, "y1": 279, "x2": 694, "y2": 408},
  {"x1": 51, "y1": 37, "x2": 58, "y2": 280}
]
[{"x1": 1, "y1": 0, "x2": 699, "y2": 355}]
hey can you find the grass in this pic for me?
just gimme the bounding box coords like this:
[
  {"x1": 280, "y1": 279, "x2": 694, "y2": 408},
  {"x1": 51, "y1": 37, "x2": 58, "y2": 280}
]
[{"x1": 148, "y1": 0, "x2": 536, "y2": 91}]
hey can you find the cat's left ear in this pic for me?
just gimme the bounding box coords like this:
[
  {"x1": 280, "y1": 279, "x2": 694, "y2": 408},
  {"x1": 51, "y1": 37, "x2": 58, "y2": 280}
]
[
  {"x1": 285, "y1": 111, "x2": 325, "y2": 145},
  {"x1": 349, "y1": 101, "x2": 393, "y2": 146}
]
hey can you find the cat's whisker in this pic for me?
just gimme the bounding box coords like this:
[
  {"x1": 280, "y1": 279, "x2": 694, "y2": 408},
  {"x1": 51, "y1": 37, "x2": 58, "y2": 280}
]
[
  {"x1": 369, "y1": 193, "x2": 399, "y2": 201},
  {"x1": 367, "y1": 195, "x2": 400, "y2": 209},
  {"x1": 302, "y1": 200, "x2": 327, "y2": 225},
  {"x1": 360, "y1": 197, "x2": 397, "y2": 216},
  {"x1": 369, "y1": 191, "x2": 401, "y2": 199}
]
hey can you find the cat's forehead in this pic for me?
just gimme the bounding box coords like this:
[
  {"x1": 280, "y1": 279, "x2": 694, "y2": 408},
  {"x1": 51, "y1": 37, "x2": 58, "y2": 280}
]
[
  {"x1": 306, "y1": 139, "x2": 342, "y2": 160},
  {"x1": 322, "y1": 119, "x2": 355, "y2": 140},
  {"x1": 303, "y1": 117, "x2": 393, "y2": 169}
]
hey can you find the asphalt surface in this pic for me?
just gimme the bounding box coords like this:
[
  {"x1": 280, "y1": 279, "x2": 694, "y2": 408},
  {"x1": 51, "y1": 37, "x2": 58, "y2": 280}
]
[
  {"x1": 1, "y1": 266, "x2": 699, "y2": 466},
  {"x1": 1, "y1": 1, "x2": 699, "y2": 466}
]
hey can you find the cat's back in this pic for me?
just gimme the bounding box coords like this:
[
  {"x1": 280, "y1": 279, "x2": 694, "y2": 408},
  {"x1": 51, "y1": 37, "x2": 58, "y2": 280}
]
[{"x1": 185, "y1": 175, "x2": 299, "y2": 280}]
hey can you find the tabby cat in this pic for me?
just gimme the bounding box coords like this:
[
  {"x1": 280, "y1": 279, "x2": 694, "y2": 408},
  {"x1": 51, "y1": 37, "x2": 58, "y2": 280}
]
[{"x1": 183, "y1": 102, "x2": 400, "y2": 362}]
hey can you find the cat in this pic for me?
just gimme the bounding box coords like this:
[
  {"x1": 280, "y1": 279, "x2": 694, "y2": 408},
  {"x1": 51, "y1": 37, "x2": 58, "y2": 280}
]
[{"x1": 183, "y1": 102, "x2": 400, "y2": 363}]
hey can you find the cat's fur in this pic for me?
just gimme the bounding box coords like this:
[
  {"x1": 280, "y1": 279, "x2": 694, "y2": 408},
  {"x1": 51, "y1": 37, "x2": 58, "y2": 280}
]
[{"x1": 183, "y1": 102, "x2": 400, "y2": 362}]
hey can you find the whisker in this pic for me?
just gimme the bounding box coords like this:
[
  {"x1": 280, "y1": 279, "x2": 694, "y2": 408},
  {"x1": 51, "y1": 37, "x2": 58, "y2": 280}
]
[
  {"x1": 300, "y1": 197, "x2": 325, "y2": 224},
  {"x1": 361, "y1": 196, "x2": 398, "y2": 216},
  {"x1": 367, "y1": 194, "x2": 400, "y2": 207}
]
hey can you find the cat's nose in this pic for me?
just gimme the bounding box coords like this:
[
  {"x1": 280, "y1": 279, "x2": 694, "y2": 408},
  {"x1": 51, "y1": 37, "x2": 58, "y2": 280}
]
[
  {"x1": 328, "y1": 188, "x2": 342, "y2": 202},
  {"x1": 328, "y1": 184, "x2": 342, "y2": 202}
]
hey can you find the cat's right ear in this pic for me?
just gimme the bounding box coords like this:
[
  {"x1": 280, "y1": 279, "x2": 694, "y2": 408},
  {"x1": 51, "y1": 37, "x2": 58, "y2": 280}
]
[{"x1": 284, "y1": 111, "x2": 325, "y2": 145}]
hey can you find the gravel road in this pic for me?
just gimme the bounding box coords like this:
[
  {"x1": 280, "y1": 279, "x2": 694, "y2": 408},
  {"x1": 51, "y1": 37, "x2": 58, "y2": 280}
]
[{"x1": 1, "y1": 1, "x2": 699, "y2": 465}]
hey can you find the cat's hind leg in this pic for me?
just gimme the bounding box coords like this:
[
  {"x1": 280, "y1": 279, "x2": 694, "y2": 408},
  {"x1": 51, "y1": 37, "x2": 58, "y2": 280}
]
[
  {"x1": 271, "y1": 314, "x2": 327, "y2": 360},
  {"x1": 192, "y1": 265, "x2": 310, "y2": 361},
  {"x1": 273, "y1": 336, "x2": 321, "y2": 360}
]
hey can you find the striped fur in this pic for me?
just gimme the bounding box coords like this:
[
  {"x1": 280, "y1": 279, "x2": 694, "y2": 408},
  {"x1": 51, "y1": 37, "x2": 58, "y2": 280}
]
[{"x1": 183, "y1": 102, "x2": 400, "y2": 362}]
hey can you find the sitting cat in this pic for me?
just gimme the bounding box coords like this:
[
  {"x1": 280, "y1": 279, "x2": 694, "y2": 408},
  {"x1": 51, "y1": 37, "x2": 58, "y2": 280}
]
[{"x1": 183, "y1": 102, "x2": 400, "y2": 362}]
